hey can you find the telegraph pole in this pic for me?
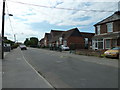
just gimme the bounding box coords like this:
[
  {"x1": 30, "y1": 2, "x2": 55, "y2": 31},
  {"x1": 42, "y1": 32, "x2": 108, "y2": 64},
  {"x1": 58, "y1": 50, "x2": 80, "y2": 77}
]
[
  {"x1": 14, "y1": 34, "x2": 16, "y2": 43},
  {"x1": 1, "y1": 0, "x2": 6, "y2": 59},
  {"x1": 118, "y1": 1, "x2": 120, "y2": 11}
]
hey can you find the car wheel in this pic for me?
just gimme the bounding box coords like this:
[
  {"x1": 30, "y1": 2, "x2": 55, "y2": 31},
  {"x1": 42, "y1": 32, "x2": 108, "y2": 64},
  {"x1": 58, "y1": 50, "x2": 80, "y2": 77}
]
[{"x1": 117, "y1": 54, "x2": 119, "y2": 59}]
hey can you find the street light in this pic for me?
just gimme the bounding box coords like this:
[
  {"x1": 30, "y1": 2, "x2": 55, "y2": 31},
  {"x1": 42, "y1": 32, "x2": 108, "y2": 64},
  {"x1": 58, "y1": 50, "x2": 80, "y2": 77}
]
[{"x1": 1, "y1": 0, "x2": 13, "y2": 59}]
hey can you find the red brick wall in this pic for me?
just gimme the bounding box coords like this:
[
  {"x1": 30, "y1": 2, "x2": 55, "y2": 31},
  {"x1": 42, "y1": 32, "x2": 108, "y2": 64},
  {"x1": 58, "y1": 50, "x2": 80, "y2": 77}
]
[
  {"x1": 100, "y1": 24, "x2": 107, "y2": 34},
  {"x1": 95, "y1": 27, "x2": 97, "y2": 35},
  {"x1": 95, "y1": 20, "x2": 120, "y2": 34},
  {"x1": 67, "y1": 36, "x2": 85, "y2": 49},
  {"x1": 117, "y1": 37, "x2": 120, "y2": 46},
  {"x1": 113, "y1": 20, "x2": 120, "y2": 32}
]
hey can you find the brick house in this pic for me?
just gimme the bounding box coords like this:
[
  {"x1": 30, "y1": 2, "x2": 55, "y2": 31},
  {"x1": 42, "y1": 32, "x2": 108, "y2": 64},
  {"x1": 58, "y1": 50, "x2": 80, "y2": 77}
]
[
  {"x1": 60, "y1": 28, "x2": 85, "y2": 49},
  {"x1": 40, "y1": 28, "x2": 94, "y2": 49},
  {"x1": 39, "y1": 38, "x2": 44, "y2": 47},
  {"x1": 92, "y1": 11, "x2": 120, "y2": 50},
  {"x1": 81, "y1": 32, "x2": 95, "y2": 49},
  {"x1": 44, "y1": 33, "x2": 51, "y2": 47},
  {"x1": 47, "y1": 28, "x2": 85, "y2": 49},
  {"x1": 49, "y1": 30, "x2": 64, "y2": 48}
]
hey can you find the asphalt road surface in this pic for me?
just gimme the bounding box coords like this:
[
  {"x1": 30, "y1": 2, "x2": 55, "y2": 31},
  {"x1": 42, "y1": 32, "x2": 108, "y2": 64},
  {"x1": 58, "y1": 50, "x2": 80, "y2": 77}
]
[{"x1": 22, "y1": 47, "x2": 118, "y2": 88}]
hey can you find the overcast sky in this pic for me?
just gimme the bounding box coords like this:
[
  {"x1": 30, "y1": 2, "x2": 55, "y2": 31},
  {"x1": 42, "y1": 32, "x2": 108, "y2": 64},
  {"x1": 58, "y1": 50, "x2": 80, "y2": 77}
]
[{"x1": 0, "y1": 0, "x2": 119, "y2": 42}]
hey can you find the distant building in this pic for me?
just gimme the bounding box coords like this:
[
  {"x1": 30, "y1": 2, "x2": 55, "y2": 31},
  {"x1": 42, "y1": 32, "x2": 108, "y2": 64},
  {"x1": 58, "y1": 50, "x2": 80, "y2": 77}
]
[
  {"x1": 40, "y1": 28, "x2": 94, "y2": 49},
  {"x1": 39, "y1": 38, "x2": 44, "y2": 47},
  {"x1": 44, "y1": 33, "x2": 51, "y2": 47},
  {"x1": 92, "y1": 11, "x2": 120, "y2": 50}
]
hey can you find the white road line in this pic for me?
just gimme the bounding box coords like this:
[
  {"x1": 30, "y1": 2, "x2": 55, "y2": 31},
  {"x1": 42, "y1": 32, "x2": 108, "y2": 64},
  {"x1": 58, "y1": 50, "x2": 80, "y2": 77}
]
[{"x1": 20, "y1": 50, "x2": 53, "y2": 88}]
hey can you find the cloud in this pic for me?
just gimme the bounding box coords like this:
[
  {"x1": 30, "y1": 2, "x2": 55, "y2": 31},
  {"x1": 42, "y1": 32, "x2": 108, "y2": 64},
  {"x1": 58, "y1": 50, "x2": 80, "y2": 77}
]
[{"x1": 0, "y1": 0, "x2": 119, "y2": 42}]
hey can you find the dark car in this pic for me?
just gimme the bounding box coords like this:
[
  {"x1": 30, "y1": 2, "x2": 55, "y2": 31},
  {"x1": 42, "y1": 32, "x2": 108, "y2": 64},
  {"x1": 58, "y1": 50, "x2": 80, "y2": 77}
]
[{"x1": 19, "y1": 45, "x2": 27, "y2": 50}]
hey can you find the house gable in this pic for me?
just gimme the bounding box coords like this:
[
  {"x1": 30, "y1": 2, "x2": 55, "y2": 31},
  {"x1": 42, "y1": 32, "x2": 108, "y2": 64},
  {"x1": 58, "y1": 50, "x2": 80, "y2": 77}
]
[
  {"x1": 62, "y1": 28, "x2": 82, "y2": 40},
  {"x1": 92, "y1": 11, "x2": 120, "y2": 50},
  {"x1": 94, "y1": 11, "x2": 120, "y2": 26}
]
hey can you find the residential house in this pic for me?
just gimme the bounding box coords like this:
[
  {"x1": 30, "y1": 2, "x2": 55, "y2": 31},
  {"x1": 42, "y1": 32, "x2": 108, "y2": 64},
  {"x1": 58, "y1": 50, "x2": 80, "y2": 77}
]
[
  {"x1": 47, "y1": 28, "x2": 85, "y2": 49},
  {"x1": 92, "y1": 11, "x2": 120, "y2": 50},
  {"x1": 49, "y1": 30, "x2": 64, "y2": 48},
  {"x1": 44, "y1": 33, "x2": 51, "y2": 47},
  {"x1": 81, "y1": 32, "x2": 95, "y2": 49},
  {"x1": 39, "y1": 38, "x2": 44, "y2": 47},
  {"x1": 60, "y1": 28, "x2": 85, "y2": 49},
  {"x1": 40, "y1": 28, "x2": 95, "y2": 49}
]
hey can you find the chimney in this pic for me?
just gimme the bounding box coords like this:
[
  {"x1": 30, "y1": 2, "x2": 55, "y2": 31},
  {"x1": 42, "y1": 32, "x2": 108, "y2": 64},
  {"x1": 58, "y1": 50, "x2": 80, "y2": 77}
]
[{"x1": 115, "y1": 11, "x2": 120, "y2": 15}]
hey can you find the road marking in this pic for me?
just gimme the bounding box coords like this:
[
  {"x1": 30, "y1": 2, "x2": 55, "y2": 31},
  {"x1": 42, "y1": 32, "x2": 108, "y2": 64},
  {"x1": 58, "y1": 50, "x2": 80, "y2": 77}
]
[{"x1": 20, "y1": 50, "x2": 53, "y2": 88}]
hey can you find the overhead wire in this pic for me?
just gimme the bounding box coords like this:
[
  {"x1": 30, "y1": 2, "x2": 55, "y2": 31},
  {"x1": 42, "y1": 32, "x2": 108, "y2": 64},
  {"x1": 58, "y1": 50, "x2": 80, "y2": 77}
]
[
  {"x1": 7, "y1": 0, "x2": 115, "y2": 12},
  {"x1": 6, "y1": 1, "x2": 14, "y2": 33},
  {"x1": 6, "y1": 1, "x2": 16, "y2": 41}
]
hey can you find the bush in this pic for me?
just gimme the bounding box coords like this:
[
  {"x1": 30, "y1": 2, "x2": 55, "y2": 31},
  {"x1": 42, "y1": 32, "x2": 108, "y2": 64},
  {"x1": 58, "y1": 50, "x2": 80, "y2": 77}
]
[{"x1": 11, "y1": 44, "x2": 19, "y2": 49}]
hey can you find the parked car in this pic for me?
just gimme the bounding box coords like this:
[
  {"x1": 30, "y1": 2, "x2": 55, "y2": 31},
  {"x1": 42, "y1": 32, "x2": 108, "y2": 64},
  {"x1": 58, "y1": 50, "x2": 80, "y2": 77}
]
[
  {"x1": 19, "y1": 45, "x2": 27, "y2": 50},
  {"x1": 4, "y1": 44, "x2": 11, "y2": 52},
  {"x1": 104, "y1": 47, "x2": 120, "y2": 59},
  {"x1": 60, "y1": 45, "x2": 69, "y2": 51}
]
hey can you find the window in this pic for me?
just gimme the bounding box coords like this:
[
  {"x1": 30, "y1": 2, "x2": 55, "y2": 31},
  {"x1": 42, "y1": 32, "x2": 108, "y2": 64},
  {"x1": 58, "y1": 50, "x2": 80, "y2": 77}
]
[
  {"x1": 95, "y1": 39, "x2": 98, "y2": 48},
  {"x1": 97, "y1": 25, "x2": 100, "y2": 35},
  {"x1": 98, "y1": 42, "x2": 103, "y2": 49},
  {"x1": 107, "y1": 22, "x2": 113, "y2": 32},
  {"x1": 112, "y1": 39, "x2": 117, "y2": 48},
  {"x1": 93, "y1": 39, "x2": 104, "y2": 49},
  {"x1": 85, "y1": 38, "x2": 88, "y2": 44},
  {"x1": 63, "y1": 40, "x2": 67, "y2": 46},
  {"x1": 56, "y1": 41, "x2": 59, "y2": 47},
  {"x1": 105, "y1": 39, "x2": 111, "y2": 49},
  {"x1": 59, "y1": 37, "x2": 62, "y2": 44},
  {"x1": 44, "y1": 40, "x2": 47, "y2": 46}
]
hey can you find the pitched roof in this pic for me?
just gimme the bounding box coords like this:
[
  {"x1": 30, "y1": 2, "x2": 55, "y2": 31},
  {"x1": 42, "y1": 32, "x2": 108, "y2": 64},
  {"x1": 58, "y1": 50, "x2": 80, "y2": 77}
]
[
  {"x1": 39, "y1": 38, "x2": 44, "y2": 43},
  {"x1": 80, "y1": 32, "x2": 95, "y2": 38},
  {"x1": 51, "y1": 30, "x2": 64, "y2": 37},
  {"x1": 62, "y1": 28, "x2": 82, "y2": 40},
  {"x1": 49, "y1": 30, "x2": 64, "y2": 42},
  {"x1": 94, "y1": 11, "x2": 120, "y2": 26},
  {"x1": 44, "y1": 33, "x2": 52, "y2": 41}
]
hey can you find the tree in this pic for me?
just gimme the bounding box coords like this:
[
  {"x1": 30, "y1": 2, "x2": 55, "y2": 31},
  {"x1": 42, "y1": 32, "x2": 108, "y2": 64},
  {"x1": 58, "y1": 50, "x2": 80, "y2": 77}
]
[
  {"x1": 24, "y1": 38, "x2": 29, "y2": 46},
  {"x1": 24, "y1": 37, "x2": 39, "y2": 47},
  {"x1": 4, "y1": 39, "x2": 14, "y2": 46},
  {"x1": 30, "y1": 37, "x2": 38, "y2": 46}
]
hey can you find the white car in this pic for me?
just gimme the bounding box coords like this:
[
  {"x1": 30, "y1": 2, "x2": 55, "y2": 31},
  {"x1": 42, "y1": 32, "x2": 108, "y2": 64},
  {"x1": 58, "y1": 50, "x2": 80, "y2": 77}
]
[
  {"x1": 61, "y1": 45, "x2": 69, "y2": 51},
  {"x1": 19, "y1": 45, "x2": 27, "y2": 50}
]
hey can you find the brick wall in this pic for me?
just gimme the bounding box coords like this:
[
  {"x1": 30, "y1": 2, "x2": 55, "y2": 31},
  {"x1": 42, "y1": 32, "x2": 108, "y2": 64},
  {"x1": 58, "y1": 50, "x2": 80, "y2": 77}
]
[
  {"x1": 100, "y1": 24, "x2": 107, "y2": 34},
  {"x1": 67, "y1": 36, "x2": 85, "y2": 49},
  {"x1": 113, "y1": 20, "x2": 120, "y2": 32},
  {"x1": 117, "y1": 37, "x2": 120, "y2": 46},
  {"x1": 95, "y1": 20, "x2": 120, "y2": 35}
]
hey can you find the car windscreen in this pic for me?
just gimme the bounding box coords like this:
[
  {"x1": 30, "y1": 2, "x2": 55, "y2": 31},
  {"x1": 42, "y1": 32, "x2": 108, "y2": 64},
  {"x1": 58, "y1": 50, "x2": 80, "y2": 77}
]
[{"x1": 112, "y1": 47, "x2": 120, "y2": 50}]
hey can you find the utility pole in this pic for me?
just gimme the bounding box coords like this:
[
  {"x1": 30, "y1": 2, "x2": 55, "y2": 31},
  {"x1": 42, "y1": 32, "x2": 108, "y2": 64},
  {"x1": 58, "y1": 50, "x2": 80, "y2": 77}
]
[
  {"x1": 2, "y1": 0, "x2": 5, "y2": 59},
  {"x1": 1, "y1": 0, "x2": 6, "y2": 59},
  {"x1": 0, "y1": 0, "x2": 13, "y2": 59},
  {"x1": 14, "y1": 34, "x2": 16, "y2": 43},
  {"x1": 118, "y1": 1, "x2": 120, "y2": 11}
]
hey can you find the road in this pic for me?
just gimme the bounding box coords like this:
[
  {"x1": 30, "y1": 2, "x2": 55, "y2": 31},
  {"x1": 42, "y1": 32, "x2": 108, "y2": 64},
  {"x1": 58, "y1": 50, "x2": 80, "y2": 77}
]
[{"x1": 22, "y1": 47, "x2": 118, "y2": 88}]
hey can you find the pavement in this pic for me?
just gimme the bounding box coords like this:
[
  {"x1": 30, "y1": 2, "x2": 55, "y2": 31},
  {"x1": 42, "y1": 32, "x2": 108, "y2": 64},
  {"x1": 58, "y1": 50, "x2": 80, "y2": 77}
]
[
  {"x1": 2, "y1": 48, "x2": 53, "y2": 88},
  {"x1": 0, "y1": 58, "x2": 2, "y2": 90}
]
